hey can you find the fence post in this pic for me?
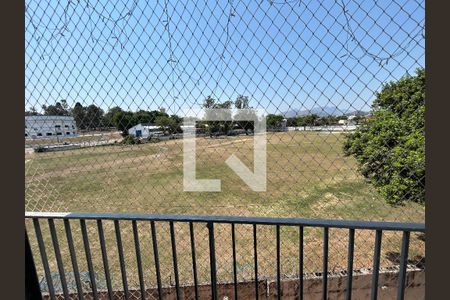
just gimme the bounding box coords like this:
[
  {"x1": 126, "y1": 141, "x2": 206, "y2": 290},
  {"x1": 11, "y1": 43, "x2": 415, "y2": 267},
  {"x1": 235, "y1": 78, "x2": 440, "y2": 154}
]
[
  {"x1": 208, "y1": 222, "x2": 218, "y2": 300},
  {"x1": 25, "y1": 231, "x2": 42, "y2": 300}
]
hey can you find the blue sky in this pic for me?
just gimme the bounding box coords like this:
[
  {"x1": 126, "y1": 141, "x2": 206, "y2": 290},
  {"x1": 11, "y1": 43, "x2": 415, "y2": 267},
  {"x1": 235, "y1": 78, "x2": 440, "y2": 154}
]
[{"x1": 25, "y1": 0, "x2": 424, "y2": 117}]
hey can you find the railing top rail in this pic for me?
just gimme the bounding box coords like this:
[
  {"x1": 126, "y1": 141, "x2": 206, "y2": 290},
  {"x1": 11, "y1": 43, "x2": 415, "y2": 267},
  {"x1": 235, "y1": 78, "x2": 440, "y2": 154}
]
[{"x1": 25, "y1": 212, "x2": 425, "y2": 232}]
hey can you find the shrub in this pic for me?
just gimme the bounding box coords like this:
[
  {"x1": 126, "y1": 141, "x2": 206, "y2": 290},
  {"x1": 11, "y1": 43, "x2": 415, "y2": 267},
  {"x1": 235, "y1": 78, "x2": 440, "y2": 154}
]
[
  {"x1": 343, "y1": 68, "x2": 425, "y2": 205},
  {"x1": 34, "y1": 146, "x2": 47, "y2": 153},
  {"x1": 121, "y1": 135, "x2": 137, "y2": 145}
]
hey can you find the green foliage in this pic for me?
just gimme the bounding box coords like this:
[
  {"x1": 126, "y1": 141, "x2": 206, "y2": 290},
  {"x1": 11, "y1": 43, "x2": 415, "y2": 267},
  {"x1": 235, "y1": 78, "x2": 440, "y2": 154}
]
[
  {"x1": 235, "y1": 95, "x2": 250, "y2": 109},
  {"x1": 155, "y1": 115, "x2": 181, "y2": 134},
  {"x1": 344, "y1": 69, "x2": 425, "y2": 205},
  {"x1": 42, "y1": 101, "x2": 105, "y2": 130},
  {"x1": 102, "y1": 106, "x2": 124, "y2": 127},
  {"x1": 42, "y1": 100, "x2": 71, "y2": 116},
  {"x1": 234, "y1": 95, "x2": 254, "y2": 133},
  {"x1": 34, "y1": 146, "x2": 47, "y2": 153},
  {"x1": 84, "y1": 104, "x2": 104, "y2": 129},
  {"x1": 72, "y1": 102, "x2": 85, "y2": 129},
  {"x1": 113, "y1": 111, "x2": 135, "y2": 135},
  {"x1": 25, "y1": 106, "x2": 40, "y2": 116},
  {"x1": 202, "y1": 96, "x2": 233, "y2": 136},
  {"x1": 121, "y1": 135, "x2": 137, "y2": 145},
  {"x1": 266, "y1": 114, "x2": 284, "y2": 129}
]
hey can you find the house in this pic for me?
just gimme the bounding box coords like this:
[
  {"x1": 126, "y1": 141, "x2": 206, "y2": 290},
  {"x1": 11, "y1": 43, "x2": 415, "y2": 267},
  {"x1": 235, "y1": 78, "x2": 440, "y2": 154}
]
[
  {"x1": 128, "y1": 123, "x2": 163, "y2": 138},
  {"x1": 25, "y1": 115, "x2": 77, "y2": 139},
  {"x1": 128, "y1": 123, "x2": 198, "y2": 138}
]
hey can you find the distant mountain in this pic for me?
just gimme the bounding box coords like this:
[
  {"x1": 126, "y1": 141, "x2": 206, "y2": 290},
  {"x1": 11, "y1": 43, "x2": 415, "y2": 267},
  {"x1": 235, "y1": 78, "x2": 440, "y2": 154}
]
[
  {"x1": 344, "y1": 110, "x2": 371, "y2": 117},
  {"x1": 284, "y1": 106, "x2": 364, "y2": 118},
  {"x1": 283, "y1": 106, "x2": 370, "y2": 118}
]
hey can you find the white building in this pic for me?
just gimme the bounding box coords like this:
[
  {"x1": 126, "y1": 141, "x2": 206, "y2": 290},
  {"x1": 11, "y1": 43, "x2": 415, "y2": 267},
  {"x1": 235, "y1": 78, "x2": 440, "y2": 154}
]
[
  {"x1": 338, "y1": 115, "x2": 357, "y2": 126},
  {"x1": 128, "y1": 123, "x2": 163, "y2": 138},
  {"x1": 25, "y1": 116, "x2": 77, "y2": 139},
  {"x1": 128, "y1": 123, "x2": 196, "y2": 138}
]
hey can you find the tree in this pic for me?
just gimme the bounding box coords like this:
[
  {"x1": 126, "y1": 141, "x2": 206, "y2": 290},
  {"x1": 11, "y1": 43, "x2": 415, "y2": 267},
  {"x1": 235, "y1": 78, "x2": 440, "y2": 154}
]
[
  {"x1": 215, "y1": 100, "x2": 233, "y2": 109},
  {"x1": 155, "y1": 115, "x2": 177, "y2": 134},
  {"x1": 84, "y1": 104, "x2": 104, "y2": 129},
  {"x1": 266, "y1": 114, "x2": 284, "y2": 129},
  {"x1": 25, "y1": 106, "x2": 40, "y2": 116},
  {"x1": 103, "y1": 106, "x2": 124, "y2": 127},
  {"x1": 286, "y1": 117, "x2": 298, "y2": 127},
  {"x1": 42, "y1": 100, "x2": 71, "y2": 116},
  {"x1": 203, "y1": 95, "x2": 216, "y2": 109},
  {"x1": 303, "y1": 114, "x2": 319, "y2": 126},
  {"x1": 343, "y1": 68, "x2": 425, "y2": 205},
  {"x1": 233, "y1": 95, "x2": 255, "y2": 134},
  {"x1": 235, "y1": 95, "x2": 249, "y2": 109},
  {"x1": 113, "y1": 111, "x2": 135, "y2": 136},
  {"x1": 202, "y1": 96, "x2": 232, "y2": 136},
  {"x1": 72, "y1": 102, "x2": 86, "y2": 129}
]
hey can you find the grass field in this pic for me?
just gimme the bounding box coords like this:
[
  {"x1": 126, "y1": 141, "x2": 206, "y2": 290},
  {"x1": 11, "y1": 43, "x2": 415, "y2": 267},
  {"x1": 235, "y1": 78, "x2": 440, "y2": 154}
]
[{"x1": 25, "y1": 131, "x2": 425, "y2": 294}]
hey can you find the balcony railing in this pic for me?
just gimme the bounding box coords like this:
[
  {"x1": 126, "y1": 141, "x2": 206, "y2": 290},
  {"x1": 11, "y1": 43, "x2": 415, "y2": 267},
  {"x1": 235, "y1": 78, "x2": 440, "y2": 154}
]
[{"x1": 25, "y1": 212, "x2": 425, "y2": 300}]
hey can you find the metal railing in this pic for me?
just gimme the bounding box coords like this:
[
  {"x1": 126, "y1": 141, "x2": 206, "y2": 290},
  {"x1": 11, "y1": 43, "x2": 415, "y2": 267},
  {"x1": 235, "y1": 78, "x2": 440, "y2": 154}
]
[{"x1": 26, "y1": 212, "x2": 425, "y2": 300}]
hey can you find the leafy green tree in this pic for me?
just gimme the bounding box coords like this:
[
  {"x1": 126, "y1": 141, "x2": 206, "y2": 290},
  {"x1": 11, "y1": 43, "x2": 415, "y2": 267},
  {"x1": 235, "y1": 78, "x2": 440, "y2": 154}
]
[
  {"x1": 42, "y1": 100, "x2": 71, "y2": 116},
  {"x1": 113, "y1": 111, "x2": 135, "y2": 136},
  {"x1": 234, "y1": 95, "x2": 255, "y2": 134},
  {"x1": 133, "y1": 110, "x2": 168, "y2": 125},
  {"x1": 103, "y1": 106, "x2": 124, "y2": 127},
  {"x1": 25, "y1": 106, "x2": 40, "y2": 116},
  {"x1": 202, "y1": 96, "x2": 232, "y2": 136},
  {"x1": 84, "y1": 104, "x2": 104, "y2": 129},
  {"x1": 203, "y1": 95, "x2": 216, "y2": 109},
  {"x1": 296, "y1": 116, "x2": 307, "y2": 127},
  {"x1": 155, "y1": 115, "x2": 178, "y2": 134},
  {"x1": 266, "y1": 114, "x2": 284, "y2": 129},
  {"x1": 343, "y1": 68, "x2": 425, "y2": 205},
  {"x1": 132, "y1": 110, "x2": 153, "y2": 125},
  {"x1": 72, "y1": 102, "x2": 86, "y2": 129},
  {"x1": 303, "y1": 114, "x2": 319, "y2": 126},
  {"x1": 235, "y1": 95, "x2": 249, "y2": 109}
]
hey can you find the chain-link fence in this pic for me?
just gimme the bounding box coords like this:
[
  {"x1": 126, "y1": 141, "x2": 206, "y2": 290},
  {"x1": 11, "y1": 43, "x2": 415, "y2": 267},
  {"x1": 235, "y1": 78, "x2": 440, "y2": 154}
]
[{"x1": 25, "y1": 0, "x2": 425, "y2": 298}]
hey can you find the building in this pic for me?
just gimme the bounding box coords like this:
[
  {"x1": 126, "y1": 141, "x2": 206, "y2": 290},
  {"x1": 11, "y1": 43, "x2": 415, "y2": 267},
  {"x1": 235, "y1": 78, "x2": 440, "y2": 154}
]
[
  {"x1": 338, "y1": 115, "x2": 357, "y2": 126},
  {"x1": 128, "y1": 123, "x2": 197, "y2": 138},
  {"x1": 25, "y1": 115, "x2": 78, "y2": 139},
  {"x1": 128, "y1": 123, "x2": 163, "y2": 138}
]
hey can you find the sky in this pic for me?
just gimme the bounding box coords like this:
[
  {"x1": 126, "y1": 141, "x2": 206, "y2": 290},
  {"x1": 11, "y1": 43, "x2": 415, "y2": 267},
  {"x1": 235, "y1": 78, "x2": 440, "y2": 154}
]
[{"x1": 25, "y1": 0, "x2": 425, "y2": 117}]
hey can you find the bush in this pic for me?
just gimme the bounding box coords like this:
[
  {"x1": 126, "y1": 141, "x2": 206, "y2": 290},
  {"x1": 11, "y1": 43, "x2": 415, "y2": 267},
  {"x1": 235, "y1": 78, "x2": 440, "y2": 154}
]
[
  {"x1": 121, "y1": 135, "x2": 137, "y2": 145},
  {"x1": 34, "y1": 146, "x2": 47, "y2": 153},
  {"x1": 343, "y1": 68, "x2": 425, "y2": 205}
]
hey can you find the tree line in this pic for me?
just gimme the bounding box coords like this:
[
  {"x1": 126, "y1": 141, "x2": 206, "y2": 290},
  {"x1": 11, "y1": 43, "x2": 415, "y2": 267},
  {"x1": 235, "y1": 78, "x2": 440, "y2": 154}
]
[
  {"x1": 25, "y1": 96, "x2": 366, "y2": 135},
  {"x1": 25, "y1": 101, "x2": 183, "y2": 135}
]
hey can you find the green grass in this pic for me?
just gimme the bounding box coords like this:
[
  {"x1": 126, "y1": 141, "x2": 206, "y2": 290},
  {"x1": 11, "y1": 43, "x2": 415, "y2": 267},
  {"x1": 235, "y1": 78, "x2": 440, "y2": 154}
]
[{"x1": 25, "y1": 132, "x2": 425, "y2": 292}]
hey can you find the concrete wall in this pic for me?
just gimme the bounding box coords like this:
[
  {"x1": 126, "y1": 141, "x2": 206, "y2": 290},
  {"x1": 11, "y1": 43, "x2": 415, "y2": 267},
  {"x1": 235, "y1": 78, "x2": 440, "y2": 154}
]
[{"x1": 45, "y1": 270, "x2": 424, "y2": 300}]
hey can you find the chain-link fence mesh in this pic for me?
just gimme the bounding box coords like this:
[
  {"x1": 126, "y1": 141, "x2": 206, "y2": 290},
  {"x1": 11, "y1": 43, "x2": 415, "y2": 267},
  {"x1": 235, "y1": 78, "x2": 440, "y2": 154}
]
[{"x1": 25, "y1": 0, "x2": 425, "y2": 298}]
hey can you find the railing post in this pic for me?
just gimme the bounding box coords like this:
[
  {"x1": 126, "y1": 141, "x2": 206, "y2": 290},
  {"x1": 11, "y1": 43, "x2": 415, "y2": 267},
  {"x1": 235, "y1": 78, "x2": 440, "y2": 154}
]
[
  {"x1": 397, "y1": 231, "x2": 411, "y2": 300},
  {"x1": 346, "y1": 228, "x2": 355, "y2": 300},
  {"x1": 189, "y1": 222, "x2": 199, "y2": 300},
  {"x1": 323, "y1": 227, "x2": 329, "y2": 300},
  {"x1": 371, "y1": 230, "x2": 383, "y2": 300},
  {"x1": 25, "y1": 231, "x2": 42, "y2": 300},
  {"x1": 170, "y1": 221, "x2": 181, "y2": 300},
  {"x1": 232, "y1": 223, "x2": 238, "y2": 300},
  {"x1": 299, "y1": 226, "x2": 304, "y2": 300},
  {"x1": 276, "y1": 225, "x2": 281, "y2": 300},
  {"x1": 208, "y1": 222, "x2": 218, "y2": 300},
  {"x1": 253, "y1": 224, "x2": 259, "y2": 300}
]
